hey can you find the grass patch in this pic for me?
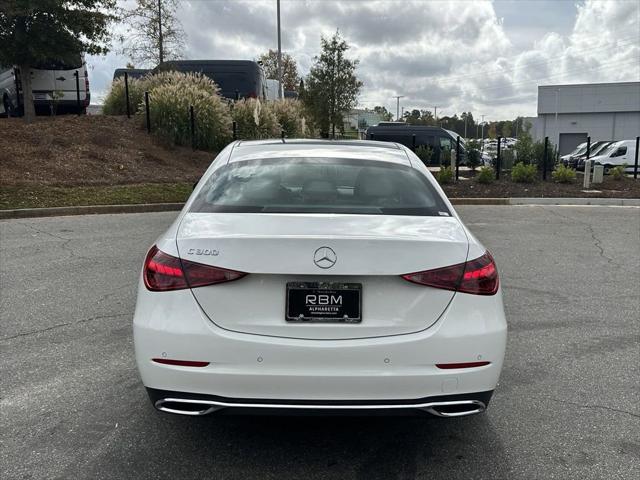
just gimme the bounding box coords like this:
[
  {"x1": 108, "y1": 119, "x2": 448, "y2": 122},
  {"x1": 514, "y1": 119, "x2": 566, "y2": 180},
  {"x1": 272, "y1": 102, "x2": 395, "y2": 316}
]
[{"x1": 0, "y1": 183, "x2": 193, "y2": 210}]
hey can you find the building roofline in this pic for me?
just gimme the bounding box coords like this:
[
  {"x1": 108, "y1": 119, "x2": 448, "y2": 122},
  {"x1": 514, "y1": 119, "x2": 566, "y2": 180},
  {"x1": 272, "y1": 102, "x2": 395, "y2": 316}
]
[{"x1": 538, "y1": 81, "x2": 640, "y2": 89}]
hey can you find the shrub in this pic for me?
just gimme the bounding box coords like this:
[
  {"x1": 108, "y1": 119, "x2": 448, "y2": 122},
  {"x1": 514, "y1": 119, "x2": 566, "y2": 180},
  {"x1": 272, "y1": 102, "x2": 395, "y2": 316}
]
[
  {"x1": 477, "y1": 166, "x2": 494, "y2": 184},
  {"x1": 611, "y1": 164, "x2": 627, "y2": 180},
  {"x1": 511, "y1": 162, "x2": 537, "y2": 183},
  {"x1": 551, "y1": 164, "x2": 576, "y2": 183},
  {"x1": 102, "y1": 77, "x2": 145, "y2": 115},
  {"x1": 415, "y1": 145, "x2": 433, "y2": 165},
  {"x1": 145, "y1": 82, "x2": 232, "y2": 151},
  {"x1": 500, "y1": 149, "x2": 515, "y2": 170},
  {"x1": 271, "y1": 99, "x2": 306, "y2": 137},
  {"x1": 466, "y1": 139, "x2": 481, "y2": 170},
  {"x1": 232, "y1": 99, "x2": 280, "y2": 140},
  {"x1": 436, "y1": 166, "x2": 454, "y2": 184},
  {"x1": 103, "y1": 71, "x2": 222, "y2": 116}
]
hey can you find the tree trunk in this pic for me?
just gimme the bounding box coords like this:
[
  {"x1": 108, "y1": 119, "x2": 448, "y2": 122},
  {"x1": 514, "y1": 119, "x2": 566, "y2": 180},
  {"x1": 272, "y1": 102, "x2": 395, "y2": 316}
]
[{"x1": 19, "y1": 64, "x2": 36, "y2": 123}]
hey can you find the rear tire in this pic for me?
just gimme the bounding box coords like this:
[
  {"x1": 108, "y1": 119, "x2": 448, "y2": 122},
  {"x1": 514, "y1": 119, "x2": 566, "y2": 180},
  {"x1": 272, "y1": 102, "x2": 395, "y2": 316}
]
[{"x1": 603, "y1": 164, "x2": 612, "y2": 175}]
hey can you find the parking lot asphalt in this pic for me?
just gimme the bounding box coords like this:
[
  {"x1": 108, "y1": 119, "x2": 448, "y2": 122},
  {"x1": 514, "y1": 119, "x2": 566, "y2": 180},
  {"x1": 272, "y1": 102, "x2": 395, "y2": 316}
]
[{"x1": 1, "y1": 206, "x2": 639, "y2": 480}]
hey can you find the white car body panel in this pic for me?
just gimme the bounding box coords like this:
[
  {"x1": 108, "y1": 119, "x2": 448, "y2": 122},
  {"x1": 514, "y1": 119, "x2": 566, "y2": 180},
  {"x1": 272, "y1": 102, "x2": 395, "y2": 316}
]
[
  {"x1": 134, "y1": 140, "x2": 507, "y2": 415},
  {"x1": 591, "y1": 140, "x2": 637, "y2": 171}
]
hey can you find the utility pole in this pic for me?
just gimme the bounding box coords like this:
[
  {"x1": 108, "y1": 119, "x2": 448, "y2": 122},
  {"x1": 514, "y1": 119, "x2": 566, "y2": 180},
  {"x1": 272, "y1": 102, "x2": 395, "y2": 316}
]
[
  {"x1": 481, "y1": 114, "x2": 486, "y2": 151},
  {"x1": 555, "y1": 88, "x2": 560, "y2": 150},
  {"x1": 276, "y1": 0, "x2": 283, "y2": 99},
  {"x1": 157, "y1": 0, "x2": 163, "y2": 64},
  {"x1": 393, "y1": 95, "x2": 404, "y2": 121},
  {"x1": 433, "y1": 106, "x2": 439, "y2": 122},
  {"x1": 401, "y1": 106, "x2": 404, "y2": 120}
]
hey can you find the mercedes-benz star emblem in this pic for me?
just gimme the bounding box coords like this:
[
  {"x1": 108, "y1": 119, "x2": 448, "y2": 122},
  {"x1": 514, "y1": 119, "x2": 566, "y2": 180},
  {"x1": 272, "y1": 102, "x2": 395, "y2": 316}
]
[{"x1": 313, "y1": 247, "x2": 337, "y2": 269}]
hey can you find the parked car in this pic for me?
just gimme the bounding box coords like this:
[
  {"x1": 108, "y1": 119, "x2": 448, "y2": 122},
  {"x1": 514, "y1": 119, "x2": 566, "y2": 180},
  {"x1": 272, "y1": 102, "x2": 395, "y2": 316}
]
[
  {"x1": 113, "y1": 68, "x2": 151, "y2": 81},
  {"x1": 590, "y1": 140, "x2": 638, "y2": 174},
  {"x1": 560, "y1": 142, "x2": 588, "y2": 164},
  {"x1": 365, "y1": 124, "x2": 467, "y2": 165},
  {"x1": 574, "y1": 141, "x2": 611, "y2": 171},
  {"x1": 134, "y1": 139, "x2": 507, "y2": 418},
  {"x1": 155, "y1": 60, "x2": 266, "y2": 100},
  {"x1": 1, "y1": 54, "x2": 90, "y2": 116}
]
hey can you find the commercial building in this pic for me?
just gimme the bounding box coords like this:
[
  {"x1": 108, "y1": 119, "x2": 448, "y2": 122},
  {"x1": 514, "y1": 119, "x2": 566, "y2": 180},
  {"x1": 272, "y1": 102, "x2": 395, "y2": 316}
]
[{"x1": 534, "y1": 81, "x2": 640, "y2": 155}]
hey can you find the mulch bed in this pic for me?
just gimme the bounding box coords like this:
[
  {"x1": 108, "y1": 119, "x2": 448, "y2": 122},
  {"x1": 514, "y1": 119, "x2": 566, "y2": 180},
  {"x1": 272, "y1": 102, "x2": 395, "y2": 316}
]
[
  {"x1": 441, "y1": 171, "x2": 640, "y2": 198},
  {"x1": 0, "y1": 116, "x2": 212, "y2": 187}
]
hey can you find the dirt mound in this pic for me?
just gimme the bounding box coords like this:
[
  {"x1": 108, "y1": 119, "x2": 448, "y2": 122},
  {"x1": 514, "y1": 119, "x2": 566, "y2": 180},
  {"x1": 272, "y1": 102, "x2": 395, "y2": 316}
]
[{"x1": 0, "y1": 115, "x2": 214, "y2": 187}]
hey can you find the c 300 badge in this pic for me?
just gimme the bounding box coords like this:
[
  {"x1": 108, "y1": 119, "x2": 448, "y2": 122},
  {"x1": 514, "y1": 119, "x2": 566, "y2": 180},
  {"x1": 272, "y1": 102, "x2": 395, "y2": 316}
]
[{"x1": 187, "y1": 248, "x2": 219, "y2": 256}]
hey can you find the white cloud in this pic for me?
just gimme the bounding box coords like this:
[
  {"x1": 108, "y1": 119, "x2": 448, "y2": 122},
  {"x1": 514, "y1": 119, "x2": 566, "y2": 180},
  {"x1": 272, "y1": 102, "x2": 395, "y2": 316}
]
[{"x1": 87, "y1": 0, "x2": 639, "y2": 119}]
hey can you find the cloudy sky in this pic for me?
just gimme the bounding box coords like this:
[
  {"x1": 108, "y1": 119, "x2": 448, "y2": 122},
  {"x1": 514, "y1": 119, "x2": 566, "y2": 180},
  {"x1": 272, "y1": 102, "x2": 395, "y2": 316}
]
[{"x1": 88, "y1": 0, "x2": 640, "y2": 120}]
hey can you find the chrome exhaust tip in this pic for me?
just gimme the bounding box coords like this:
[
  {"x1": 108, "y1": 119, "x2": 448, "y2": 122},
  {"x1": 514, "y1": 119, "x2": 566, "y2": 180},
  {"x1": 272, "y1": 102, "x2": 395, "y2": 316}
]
[
  {"x1": 423, "y1": 400, "x2": 486, "y2": 418},
  {"x1": 154, "y1": 398, "x2": 221, "y2": 416}
]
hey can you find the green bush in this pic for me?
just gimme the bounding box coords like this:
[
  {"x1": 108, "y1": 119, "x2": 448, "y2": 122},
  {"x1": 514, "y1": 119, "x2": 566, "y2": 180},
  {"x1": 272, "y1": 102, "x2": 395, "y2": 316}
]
[
  {"x1": 611, "y1": 164, "x2": 627, "y2": 180},
  {"x1": 271, "y1": 99, "x2": 306, "y2": 137},
  {"x1": 477, "y1": 166, "x2": 494, "y2": 184},
  {"x1": 102, "y1": 77, "x2": 145, "y2": 115},
  {"x1": 466, "y1": 139, "x2": 481, "y2": 170},
  {"x1": 103, "y1": 71, "x2": 222, "y2": 116},
  {"x1": 145, "y1": 82, "x2": 232, "y2": 151},
  {"x1": 436, "y1": 166, "x2": 454, "y2": 184},
  {"x1": 511, "y1": 162, "x2": 537, "y2": 183},
  {"x1": 415, "y1": 145, "x2": 433, "y2": 165},
  {"x1": 551, "y1": 164, "x2": 576, "y2": 183},
  {"x1": 500, "y1": 149, "x2": 515, "y2": 170},
  {"x1": 232, "y1": 99, "x2": 280, "y2": 139}
]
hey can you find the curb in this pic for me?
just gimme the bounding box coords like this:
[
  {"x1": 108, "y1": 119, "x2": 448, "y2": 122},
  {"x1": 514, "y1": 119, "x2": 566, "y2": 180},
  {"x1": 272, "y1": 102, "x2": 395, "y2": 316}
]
[{"x1": 1, "y1": 197, "x2": 638, "y2": 220}]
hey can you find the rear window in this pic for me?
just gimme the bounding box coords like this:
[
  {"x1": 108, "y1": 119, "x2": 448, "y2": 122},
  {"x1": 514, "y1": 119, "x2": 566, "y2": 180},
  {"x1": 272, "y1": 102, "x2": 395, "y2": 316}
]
[
  {"x1": 207, "y1": 71, "x2": 255, "y2": 95},
  {"x1": 34, "y1": 55, "x2": 83, "y2": 71},
  {"x1": 190, "y1": 158, "x2": 450, "y2": 216}
]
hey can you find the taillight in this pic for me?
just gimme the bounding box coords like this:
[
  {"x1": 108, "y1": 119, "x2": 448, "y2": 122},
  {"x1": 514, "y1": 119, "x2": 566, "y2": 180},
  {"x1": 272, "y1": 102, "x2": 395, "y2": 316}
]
[
  {"x1": 143, "y1": 245, "x2": 247, "y2": 291},
  {"x1": 401, "y1": 251, "x2": 499, "y2": 295}
]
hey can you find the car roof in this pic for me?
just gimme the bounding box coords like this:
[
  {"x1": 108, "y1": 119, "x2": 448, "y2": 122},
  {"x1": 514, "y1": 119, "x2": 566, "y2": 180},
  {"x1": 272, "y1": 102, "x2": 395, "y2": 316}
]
[{"x1": 228, "y1": 139, "x2": 411, "y2": 166}]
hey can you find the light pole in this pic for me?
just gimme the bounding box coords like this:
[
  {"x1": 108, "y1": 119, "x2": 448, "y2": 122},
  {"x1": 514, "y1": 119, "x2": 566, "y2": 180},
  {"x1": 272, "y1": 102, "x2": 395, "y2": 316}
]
[
  {"x1": 555, "y1": 88, "x2": 560, "y2": 152},
  {"x1": 480, "y1": 114, "x2": 486, "y2": 151},
  {"x1": 276, "y1": 0, "x2": 283, "y2": 99},
  {"x1": 433, "y1": 105, "x2": 439, "y2": 122},
  {"x1": 393, "y1": 95, "x2": 404, "y2": 121},
  {"x1": 157, "y1": 0, "x2": 163, "y2": 64}
]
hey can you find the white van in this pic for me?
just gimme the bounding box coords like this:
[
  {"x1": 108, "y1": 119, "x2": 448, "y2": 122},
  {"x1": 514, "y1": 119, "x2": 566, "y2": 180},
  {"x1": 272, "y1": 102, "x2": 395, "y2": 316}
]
[
  {"x1": 590, "y1": 140, "x2": 638, "y2": 174},
  {"x1": 0, "y1": 54, "x2": 90, "y2": 116}
]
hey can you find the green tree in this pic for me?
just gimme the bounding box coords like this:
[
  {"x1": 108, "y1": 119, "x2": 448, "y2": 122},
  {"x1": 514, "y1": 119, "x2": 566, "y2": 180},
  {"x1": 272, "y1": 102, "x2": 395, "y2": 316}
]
[
  {"x1": 466, "y1": 139, "x2": 482, "y2": 171},
  {"x1": 257, "y1": 49, "x2": 300, "y2": 92},
  {"x1": 373, "y1": 105, "x2": 393, "y2": 121},
  {"x1": 488, "y1": 123, "x2": 497, "y2": 140},
  {"x1": 302, "y1": 31, "x2": 363, "y2": 137},
  {"x1": 501, "y1": 121, "x2": 512, "y2": 138},
  {"x1": 120, "y1": 0, "x2": 186, "y2": 66},
  {"x1": 0, "y1": 0, "x2": 116, "y2": 122},
  {"x1": 514, "y1": 130, "x2": 535, "y2": 165}
]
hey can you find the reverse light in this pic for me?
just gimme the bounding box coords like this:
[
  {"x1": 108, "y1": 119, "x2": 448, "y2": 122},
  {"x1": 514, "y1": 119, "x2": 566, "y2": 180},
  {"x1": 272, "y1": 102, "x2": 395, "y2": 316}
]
[
  {"x1": 402, "y1": 251, "x2": 499, "y2": 295},
  {"x1": 143, "y1": 245, "x2": 247, "y2": 291}
]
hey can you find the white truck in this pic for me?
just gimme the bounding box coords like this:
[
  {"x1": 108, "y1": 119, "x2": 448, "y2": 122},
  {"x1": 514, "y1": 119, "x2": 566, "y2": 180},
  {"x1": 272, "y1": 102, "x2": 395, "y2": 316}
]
[{"x1": 1, "y1": 54, "x2": 90, "y2": 116}]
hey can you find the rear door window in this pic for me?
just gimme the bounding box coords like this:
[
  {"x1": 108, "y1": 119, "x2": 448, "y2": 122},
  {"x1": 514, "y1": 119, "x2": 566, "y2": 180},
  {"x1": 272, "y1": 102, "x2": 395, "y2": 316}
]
[{"x1": 190, "y1": 158, "x2": 450, "y2": 216}]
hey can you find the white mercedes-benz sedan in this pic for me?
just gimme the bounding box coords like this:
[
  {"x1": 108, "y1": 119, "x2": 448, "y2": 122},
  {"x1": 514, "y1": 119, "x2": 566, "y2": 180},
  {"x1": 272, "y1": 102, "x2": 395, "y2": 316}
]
[{"x1": 134, "y1": 139, "x2": 507, "y2": 418}]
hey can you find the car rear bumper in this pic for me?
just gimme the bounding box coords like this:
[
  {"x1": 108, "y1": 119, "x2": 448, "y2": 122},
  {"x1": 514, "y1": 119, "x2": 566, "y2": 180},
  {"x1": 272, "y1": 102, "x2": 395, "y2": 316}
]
[
  {"x1": 133, "y1": 283, "x2": 507, "y2": 409},
  {"x1": 146, "y1": 387, "x2": 494, "y2": 417}
]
